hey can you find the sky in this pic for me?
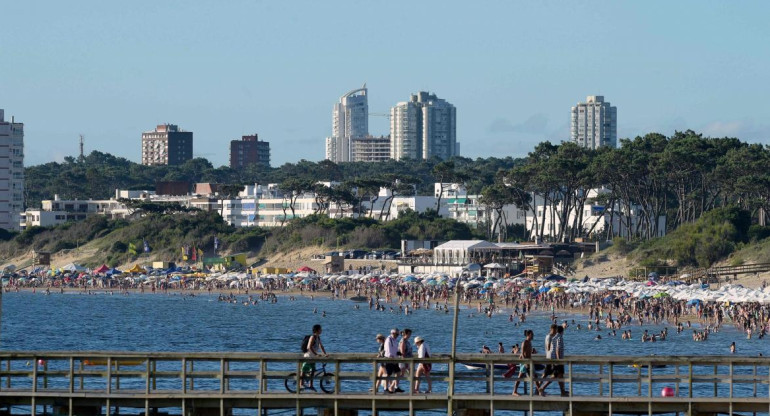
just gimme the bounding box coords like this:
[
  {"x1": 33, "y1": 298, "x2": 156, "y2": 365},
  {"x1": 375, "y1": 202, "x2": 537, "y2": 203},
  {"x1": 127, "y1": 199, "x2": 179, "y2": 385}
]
[{"x1": 2, "y1": 1, "x2": 770, "y2": 167}]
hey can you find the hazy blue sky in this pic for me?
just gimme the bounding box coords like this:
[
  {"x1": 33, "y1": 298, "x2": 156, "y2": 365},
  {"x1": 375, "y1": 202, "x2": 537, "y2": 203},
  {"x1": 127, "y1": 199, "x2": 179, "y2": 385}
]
[{"x1": 2, "y1": 1, "x2": 769, "y2": 167}]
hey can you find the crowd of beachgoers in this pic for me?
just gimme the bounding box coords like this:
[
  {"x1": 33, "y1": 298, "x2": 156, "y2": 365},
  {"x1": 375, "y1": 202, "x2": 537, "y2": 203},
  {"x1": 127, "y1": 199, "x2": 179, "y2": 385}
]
[{"x1": 5, "y1": 267, "x2": 770, "y2": 342}]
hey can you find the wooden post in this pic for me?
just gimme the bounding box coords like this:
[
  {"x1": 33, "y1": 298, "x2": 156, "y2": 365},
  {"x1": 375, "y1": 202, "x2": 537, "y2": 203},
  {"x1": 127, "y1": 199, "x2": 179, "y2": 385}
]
[{"x1": 447, "y1": 290, "x2": 460, "y2": 416}]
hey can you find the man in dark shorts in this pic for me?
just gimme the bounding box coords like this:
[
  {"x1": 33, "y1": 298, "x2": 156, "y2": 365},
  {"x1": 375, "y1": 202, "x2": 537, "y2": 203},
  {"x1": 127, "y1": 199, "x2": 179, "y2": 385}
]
[
  {"x1": 539, "y1": 325, "x2": 568, "y2": 396},
  {"x1": 383, "y1": 328, "x2": 403, "y2": 393}
]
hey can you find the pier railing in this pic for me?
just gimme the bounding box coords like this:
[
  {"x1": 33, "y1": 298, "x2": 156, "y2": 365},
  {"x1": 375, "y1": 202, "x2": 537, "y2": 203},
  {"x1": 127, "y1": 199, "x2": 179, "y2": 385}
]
[{"x1": 0, "y1": 351, "x2": 769, "y2": 415}]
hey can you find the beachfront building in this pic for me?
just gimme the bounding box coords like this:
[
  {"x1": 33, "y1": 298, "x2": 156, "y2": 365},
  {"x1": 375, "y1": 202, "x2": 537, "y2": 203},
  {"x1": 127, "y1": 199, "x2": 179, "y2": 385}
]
[
  {"x1": 390, "y1": 92, "x2": 458, "y2": 161},
  {"x1": 571, "y1": 95, "x2": 617, "y2": 150},
  {"x1": 398, "y1": 239, "x2": 575, "y2": 275},
  {"x1": 325, "y1": 85, "x2": 369, "y2": 163},
  {"x1": 435, "y1": 182, "x2": 527, "y2": 233},
  {"x1": 447, "y1": 195, "x2": 527, "y2": 230},
  {"x1": 20, "y1": 195, "x2": 131, "y2": 230},
  {"x1": 230, "y1": 134, "x2": 270, "y2": 168},
  {"x1": 526, "y1": 187, "x2": 666, "y2": 241},
  {"x1": 350, "y1": 135, "x2": 391, "y2": 162},
  {"x1": 0, "y1": 109, "x2": 24, "y2": 231},
  {"x1": 141, "y1": 124, "x2": 193, "y2": 166}
]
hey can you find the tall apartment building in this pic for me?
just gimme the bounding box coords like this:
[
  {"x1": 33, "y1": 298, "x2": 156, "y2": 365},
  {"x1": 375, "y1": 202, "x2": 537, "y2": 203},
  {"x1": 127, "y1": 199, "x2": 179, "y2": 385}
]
[
  {"x1": 141, "y1": 124, "x2": 193, "y2": 166},
  {"x1": 390, "y1": 91, "x2": 457, "y2": 161},
  {"x1": 350, "y1": 135, "x2": 391, "y2": 162},
  {"x1": 570, "y1": 95, "x2": 617, "y2": 149},
  {"x1": 325, "y1": 85, "x2": 368, "y2": 162},
  {"x1": 0, "y1": 109, "x2": 24, "y2": 231},
  {"x1": 230, "y1": 134, "x2": 270, "y2": 168}
]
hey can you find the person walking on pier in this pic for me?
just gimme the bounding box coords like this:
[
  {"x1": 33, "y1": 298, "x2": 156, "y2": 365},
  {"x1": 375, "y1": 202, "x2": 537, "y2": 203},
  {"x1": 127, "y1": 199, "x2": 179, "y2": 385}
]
[
  {"x1": 539, "y1": 325, "x2": 568, "y2": 396},
  {"x1": 413, "y1": 336, "x2": 432, "y2": 393},
  {"x1": 512, "y1": 329, "x2": 537, "y2": 396},
  {"x1": 384, "y1": 328, "x2": 403, "y2": 393}
]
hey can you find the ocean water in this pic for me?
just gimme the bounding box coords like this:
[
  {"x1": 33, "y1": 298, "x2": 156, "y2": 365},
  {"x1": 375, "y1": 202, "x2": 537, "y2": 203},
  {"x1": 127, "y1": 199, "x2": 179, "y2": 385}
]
[
  {"x1": 1, "y1": 291, "x2": 763, "y2": 356},
  {"x1": 1, "y1": 291, "x2": 767, "y2": 415}
]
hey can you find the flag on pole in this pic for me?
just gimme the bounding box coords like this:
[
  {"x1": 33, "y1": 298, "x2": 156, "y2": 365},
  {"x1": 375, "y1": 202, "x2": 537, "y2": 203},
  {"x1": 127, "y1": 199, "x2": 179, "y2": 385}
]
[
  {"x1": 143, "y1": 239, "x2": 151, "y2": 253},
  {"x1": 191, "y1": 246, "x2": 197, "y2": 261},
  {"x1": 128, "y1": 242, "x2": 137, "y2": 256},
  {"x1": 214, "y1": 236, "x2": 219, "y2": 251}
]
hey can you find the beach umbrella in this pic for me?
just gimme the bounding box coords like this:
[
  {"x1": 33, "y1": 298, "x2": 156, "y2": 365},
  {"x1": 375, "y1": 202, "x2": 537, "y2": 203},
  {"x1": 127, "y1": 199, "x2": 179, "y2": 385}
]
[
  {"x1": 403, "y1": 275, "x2": 417, "y2": 283},
  {"x1": 483, "y1": 282, "x2": 494, "y2": 288}
]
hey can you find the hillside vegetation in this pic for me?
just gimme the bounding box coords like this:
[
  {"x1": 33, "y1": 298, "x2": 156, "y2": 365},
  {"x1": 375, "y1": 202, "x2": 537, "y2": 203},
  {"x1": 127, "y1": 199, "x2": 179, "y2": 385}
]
[
  {"x1": 0, "y1": 209, "x2": 482, "y2": 268},
  {"x1": 610, "y1": 207, "x2": 770, "y2": 268}
]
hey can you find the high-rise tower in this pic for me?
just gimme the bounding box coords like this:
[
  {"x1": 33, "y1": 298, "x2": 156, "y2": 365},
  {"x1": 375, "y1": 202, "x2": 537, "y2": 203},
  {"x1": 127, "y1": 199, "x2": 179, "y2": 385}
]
[
  {"x1": 325, "y1": 85, "x2": 368, "y2": 162},
  {"x1": 570, "y1": 95, "x2": 617, "y2": 149},
  {"x1": 0, "y1": 109, "x2": 24, "y2": 230},
  {"x1": 390, "y1": 92, "x2": 457, "y2": 161}
]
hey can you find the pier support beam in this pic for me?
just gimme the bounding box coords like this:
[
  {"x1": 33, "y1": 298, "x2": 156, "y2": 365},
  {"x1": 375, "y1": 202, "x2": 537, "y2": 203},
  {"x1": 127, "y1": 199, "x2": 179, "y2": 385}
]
[{"x1": 321, "y1": 409, "x2": 357, "y2": 416}]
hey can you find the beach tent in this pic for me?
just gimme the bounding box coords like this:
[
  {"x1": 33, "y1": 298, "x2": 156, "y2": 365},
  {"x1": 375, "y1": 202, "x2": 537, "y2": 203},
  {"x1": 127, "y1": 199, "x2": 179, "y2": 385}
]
[
  {"x1": 62, "y1": 263, "x2": 87, "y2": 273},
  {"x1": 126, "y1": 264, "x2": 147, "y2": 274},
  {"x1": 297, "y1": 266, "x2": 316, "y2": 273},
  {"x1": 484, "y1": 263, "x2": 505, "y2": 269},
  {"x1": 94, "y1": 264, "x2": 110, "y2": 274}
]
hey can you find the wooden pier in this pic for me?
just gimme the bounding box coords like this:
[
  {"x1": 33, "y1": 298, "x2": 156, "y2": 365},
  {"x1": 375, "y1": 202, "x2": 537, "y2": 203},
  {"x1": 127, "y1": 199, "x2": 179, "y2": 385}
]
[{"x1": 0, "y1": 351, "x2": 769, "y2": 415}]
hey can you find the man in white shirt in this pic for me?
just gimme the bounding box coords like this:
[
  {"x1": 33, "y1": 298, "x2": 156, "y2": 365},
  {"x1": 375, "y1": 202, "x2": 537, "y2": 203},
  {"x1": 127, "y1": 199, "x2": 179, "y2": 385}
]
[{"x1": 383, "y1": 328, "x2": 403, "y2": 393}]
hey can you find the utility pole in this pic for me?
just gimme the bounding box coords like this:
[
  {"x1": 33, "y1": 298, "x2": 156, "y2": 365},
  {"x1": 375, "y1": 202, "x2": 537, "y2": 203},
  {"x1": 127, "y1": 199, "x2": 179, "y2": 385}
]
[{"x1": 79, "y1": 135, "x2": 85, "y2": 160}]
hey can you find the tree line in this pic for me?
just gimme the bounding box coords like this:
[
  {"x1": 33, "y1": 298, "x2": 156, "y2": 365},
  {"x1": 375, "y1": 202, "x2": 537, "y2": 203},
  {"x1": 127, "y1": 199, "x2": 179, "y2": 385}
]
[{"x1": 23, "y1": 130, "x2": 770, "y2": 244}]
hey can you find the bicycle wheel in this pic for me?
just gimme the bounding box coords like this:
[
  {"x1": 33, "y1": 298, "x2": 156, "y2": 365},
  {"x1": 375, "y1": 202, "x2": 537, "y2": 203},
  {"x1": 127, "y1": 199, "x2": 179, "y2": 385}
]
[
  {"x1": 285, "y1": 372, "x2": 298, "y2": 393},
  {"x1": 319, "y1": 373, "x2": 336, "y2": 393}
]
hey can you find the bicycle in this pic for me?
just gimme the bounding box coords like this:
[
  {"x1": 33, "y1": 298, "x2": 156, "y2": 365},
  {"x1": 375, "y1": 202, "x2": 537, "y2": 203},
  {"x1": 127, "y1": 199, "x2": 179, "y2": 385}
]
[{"x1": 285, "y1": 362, "x2": 336, "y2": 393}]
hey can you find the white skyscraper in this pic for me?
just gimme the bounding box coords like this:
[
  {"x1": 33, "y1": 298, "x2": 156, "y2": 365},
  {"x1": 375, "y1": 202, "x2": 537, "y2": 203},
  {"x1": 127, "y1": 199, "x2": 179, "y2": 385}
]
[
  {"x1": 0, "y1": 109, "x2": 24, "y2": 231},
  {"x1": 570, "y1": 95, "x2": 617, "y2": 149},
  {"x1": 325, "y1": 85, "x2": 368, "y2": 162},
  {"x1": 390, "y1": 91, "x2": 457, "y2": 161}
]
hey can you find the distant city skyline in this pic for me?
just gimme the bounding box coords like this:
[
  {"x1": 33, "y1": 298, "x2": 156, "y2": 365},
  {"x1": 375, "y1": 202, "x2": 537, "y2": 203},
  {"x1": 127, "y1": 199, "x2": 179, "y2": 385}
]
[{"x1": 2, "y1": 1, "x2": 770, "y2": 167}]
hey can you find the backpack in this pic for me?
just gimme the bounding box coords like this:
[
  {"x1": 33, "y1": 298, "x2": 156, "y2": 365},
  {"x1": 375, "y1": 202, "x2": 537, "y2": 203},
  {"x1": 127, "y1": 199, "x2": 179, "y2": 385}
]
[{"x1": 301, "y1": 335, "x2": 312, "y2": 353}]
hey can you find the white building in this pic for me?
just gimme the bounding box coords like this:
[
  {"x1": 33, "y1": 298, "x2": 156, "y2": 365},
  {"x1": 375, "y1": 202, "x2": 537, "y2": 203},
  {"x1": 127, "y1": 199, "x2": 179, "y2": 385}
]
[
  {"x1": 20, "y1": 195, "x2": 131, "y2": 230},
  {"x1": 391, "y1": 92, "x2": 458, "y2": 161},
  {"x1": 0, "y1": 109, "x2": 24, "y2": 231},
  {"x1": 526, "y1": 187, "x2": 665, "y2": 240},
  {"x1": 571, "y1": 95, "x2": 617, "y2": 150},
  {"x1": 447, "y1": 195, "x2": 526, "y2": 230},
  {"x1": 325, "y1": 85, "x2": 369, "y2": 163},
  {"x1": 435, "y1": 183, "x2": 527, "y2": 232}
]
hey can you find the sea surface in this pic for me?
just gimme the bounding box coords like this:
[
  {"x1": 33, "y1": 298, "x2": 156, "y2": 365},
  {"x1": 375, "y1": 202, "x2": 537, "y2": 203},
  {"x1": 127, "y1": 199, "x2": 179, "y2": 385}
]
[
  {"x1": 1, "y1": 291, "x2": 763, "y2": 356},
  {"x1": 1, "y1": 291, "x2": 767, "y2": 415}
]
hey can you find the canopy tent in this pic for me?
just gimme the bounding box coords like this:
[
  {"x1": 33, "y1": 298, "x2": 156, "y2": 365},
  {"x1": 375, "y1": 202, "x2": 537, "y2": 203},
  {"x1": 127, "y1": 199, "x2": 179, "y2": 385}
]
[
  {"x1": 94, "y1": 264, "x2": 110, "y2": 274},
  {"x1": 126, "y1": 264, "x2": 147, "y2": 274},
  {"x1": 465, "y1": 263, "x2": 482, "y2": 272},
  {"x1": 483, "y1": 263, "x2": 505, "y2": 269},
  {"x1": 62, "y1": 263, "x2": 87, "y2": 273},
  {"x1": 297, "y1": 266, "x2": 316, "y2": 273}
]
